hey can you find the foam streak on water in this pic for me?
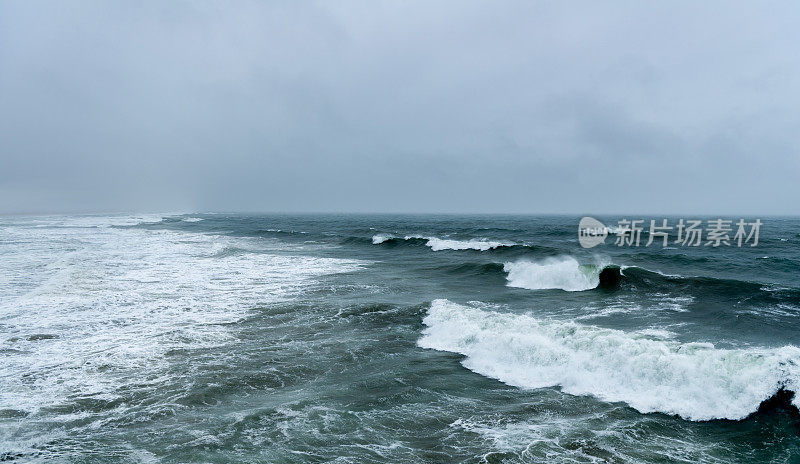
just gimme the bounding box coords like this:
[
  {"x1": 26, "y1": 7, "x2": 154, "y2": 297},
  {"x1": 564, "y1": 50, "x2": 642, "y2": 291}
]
[{"x1": 0, "y1": 216, "x2": 363, "y2": 420}]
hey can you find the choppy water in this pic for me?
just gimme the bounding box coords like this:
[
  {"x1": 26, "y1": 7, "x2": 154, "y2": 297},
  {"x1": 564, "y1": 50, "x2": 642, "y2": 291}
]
[{"x1": 2, "y1": 214, "x2": 800, "y2": 463}]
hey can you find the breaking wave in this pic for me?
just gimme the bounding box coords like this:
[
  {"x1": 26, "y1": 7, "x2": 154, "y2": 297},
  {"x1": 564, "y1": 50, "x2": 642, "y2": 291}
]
[
  {"x1": 503, "y1": 256, "x2": 611, "y2": 292},
  {"x1": 371, "y1": 234, "x2": 516, "y2": 251},
  {"x1": 371, "y1": 233, "x2": 395, "y2": 245},
  {"x1": 419, "y1": 299, "x2": 800, "y2": 421},
  {"x1": 425, "y1": 237, "x2": 516, "y2": 251},
  {"x1": 418, "y1": 299, "x2": 800, "y2": 420}
]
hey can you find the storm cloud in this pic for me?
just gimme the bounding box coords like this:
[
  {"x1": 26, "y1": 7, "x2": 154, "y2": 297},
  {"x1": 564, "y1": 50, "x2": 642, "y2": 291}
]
[{"x1": 1, "y1": 1, "x2": 799, "y2": 214}]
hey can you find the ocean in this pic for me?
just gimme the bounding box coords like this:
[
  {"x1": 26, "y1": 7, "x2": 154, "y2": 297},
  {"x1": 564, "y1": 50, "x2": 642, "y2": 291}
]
[{"x1": 1, "y1": 213, "x2": 799, "y2": 463}]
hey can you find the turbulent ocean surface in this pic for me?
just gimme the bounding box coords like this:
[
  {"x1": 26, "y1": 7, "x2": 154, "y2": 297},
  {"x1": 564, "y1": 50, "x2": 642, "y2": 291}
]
[{"x1": 2, "y1": 214, "x2": 800, "y2": 463}]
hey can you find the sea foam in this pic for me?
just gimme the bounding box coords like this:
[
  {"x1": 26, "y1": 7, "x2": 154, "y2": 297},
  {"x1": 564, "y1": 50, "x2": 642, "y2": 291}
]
[
  {"x1": 419, "y1": 299, "x2": 800, "y2": 421},
  {"x1": 0, "y1": 220, "x2": 364, "y2": 416}
]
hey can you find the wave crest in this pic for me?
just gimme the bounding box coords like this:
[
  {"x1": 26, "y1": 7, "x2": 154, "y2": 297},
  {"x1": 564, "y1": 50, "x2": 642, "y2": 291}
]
[
  {"x1": 425, "y1": 237, "x2": 515, "y2": 251},
  {"x1": 503, "y1": 256, "x2": 606, "y2": 291},
  {"x1": 419, "y1": 299, "x2": 800, "y2": 421},
  {"x1": 371, "y1": 234, "x2": 394, "y2": 244},
  {"x1": 371, "y1": 234, "x2": 516, "y2": 251}
]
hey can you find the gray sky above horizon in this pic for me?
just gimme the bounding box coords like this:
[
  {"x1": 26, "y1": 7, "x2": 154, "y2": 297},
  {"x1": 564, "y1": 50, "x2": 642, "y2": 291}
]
[{"x1": 2, "y1": 1, "x2": 799, "y2": 215}]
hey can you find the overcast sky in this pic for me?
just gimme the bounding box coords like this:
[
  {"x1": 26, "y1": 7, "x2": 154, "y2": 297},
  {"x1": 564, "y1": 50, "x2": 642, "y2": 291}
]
[{"x1": 1, "y1": 1, "x2": 799, "y2": 214}]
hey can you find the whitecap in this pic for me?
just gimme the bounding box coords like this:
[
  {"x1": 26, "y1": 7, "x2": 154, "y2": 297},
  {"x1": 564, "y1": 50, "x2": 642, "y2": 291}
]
[
  {"x1": 422, "y1": 237, "x2": 514, "y2": 251},
  {"x1": 371, "y1": 234, "x2": 515, "y2": 251}
]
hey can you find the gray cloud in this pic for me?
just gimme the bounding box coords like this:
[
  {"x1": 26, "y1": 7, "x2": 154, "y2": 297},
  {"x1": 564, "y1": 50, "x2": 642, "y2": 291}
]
[{"x1": 1, "y1": 0, "x2": 799, "y2": 214}]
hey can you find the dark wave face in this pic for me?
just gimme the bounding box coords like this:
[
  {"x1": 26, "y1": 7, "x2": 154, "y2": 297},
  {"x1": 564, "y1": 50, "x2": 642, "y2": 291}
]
[{"x1": 2, "y1": 214, "x2": 800, "y2": 463}]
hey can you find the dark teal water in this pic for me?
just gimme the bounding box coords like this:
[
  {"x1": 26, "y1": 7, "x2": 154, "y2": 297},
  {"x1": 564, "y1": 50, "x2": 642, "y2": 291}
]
[{"x1": 2, "y1": 214, "x2": 800, "y2": 463}]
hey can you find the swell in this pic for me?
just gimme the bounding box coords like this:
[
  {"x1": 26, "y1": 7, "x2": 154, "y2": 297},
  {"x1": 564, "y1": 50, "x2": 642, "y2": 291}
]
[
  {"x1": 619, "y1": 266, "x2": 800, "y2": 305},
  {"x1": 435, "y1": 256, "x2": 800, "y2": 304}
]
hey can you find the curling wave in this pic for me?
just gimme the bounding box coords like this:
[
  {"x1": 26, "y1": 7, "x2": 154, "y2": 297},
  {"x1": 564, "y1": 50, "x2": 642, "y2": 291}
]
[
  {"x1": 419, "y1": 299, "x2": 800, "y2": 421},
  {"x1": 503, "y1": 256, "x2": 614, "y2": 291}
]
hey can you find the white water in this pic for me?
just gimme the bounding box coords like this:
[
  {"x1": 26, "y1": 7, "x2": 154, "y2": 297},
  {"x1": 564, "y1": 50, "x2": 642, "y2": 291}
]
[
  {"x1": 419, "y1": 299, "x2": 800, "y2": 421},
  {"x1": 0, "y1": 215, "x2": 364, "y2": 417},
  {"x1": 504, "y1": 256, "x2": 601, "y2": 291},
  {"x1": 371, "y1": 234, "x2": 514, "y2": 251},
  {"x1": 424, "y1": 237, "x2": 514, "y2": 251}
]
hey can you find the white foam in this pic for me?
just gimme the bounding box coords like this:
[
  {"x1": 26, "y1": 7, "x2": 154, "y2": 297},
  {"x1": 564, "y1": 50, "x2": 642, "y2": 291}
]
[
  {"x1": 575, "y1": 295, "x2": 692, "y2": 321},
  {"x1": 419, "y1": 299, "x2": 800, "y2": 421},
  {"x1": 637, "y1": 328, "x2": 677, "y2": 339},
  {"x1": 0, "y1": 218, "x2": 364, "y2": 417},
  {"x1": 422, "y1": 237, "x2": 514, "y2": 252},
  {"x1": 182, "y1": 217, "x2": 203, "y2": 222},
  {"x1": 371, "y1": 234, "x2": 514, "y2": 251},
  {"x1": 504, "y1": 256, "x2": 601, "y2": 291}
]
